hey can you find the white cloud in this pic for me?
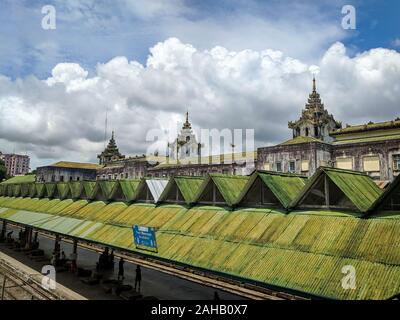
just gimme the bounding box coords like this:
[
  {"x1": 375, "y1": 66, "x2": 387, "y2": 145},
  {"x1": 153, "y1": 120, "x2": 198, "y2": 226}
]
[
  {"x1": 0, "y1": 38, "x2": 400, "y2": 169},
  {"x1": 392, "y1": 38, "x2": 400, "y2": 47},
  {"x1": 123, "y1": 0, "x2": 189, "y2": 19}
]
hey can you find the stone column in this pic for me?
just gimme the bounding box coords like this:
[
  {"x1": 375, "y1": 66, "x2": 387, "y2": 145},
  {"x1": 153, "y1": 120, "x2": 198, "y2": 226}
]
[{"x1": 0, "y1": 220, "x2": 6, "y2": 241}]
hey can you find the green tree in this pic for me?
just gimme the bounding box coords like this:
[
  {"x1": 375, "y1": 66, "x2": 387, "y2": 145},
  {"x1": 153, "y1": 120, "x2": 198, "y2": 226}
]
[{"x1": 0, "y1": 159, "x2": 6, "y2": 182}]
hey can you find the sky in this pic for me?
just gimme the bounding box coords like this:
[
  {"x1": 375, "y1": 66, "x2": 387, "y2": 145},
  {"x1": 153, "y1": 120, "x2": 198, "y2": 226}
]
[{"x1": 0, "y1": 0, "x2": 399, "y2": 170}]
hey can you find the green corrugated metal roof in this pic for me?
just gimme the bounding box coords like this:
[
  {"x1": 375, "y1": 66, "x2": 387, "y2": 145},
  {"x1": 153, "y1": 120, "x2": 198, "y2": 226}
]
[
  {"x1": 82, "y1": 181, "x2": 96, "y2": 199},
  {"x1": 111, "y1": 180, "x2": 141, "y2": 201},
  {"x1": 325, "y1": 168, "x2": 383, "y2": 212},
  {"x1": 194, "y1": 174, "x2": 249, "y2": 206},
  {"x1": 90, "y1": 181, "x2": 116, "y2": 200},
  {"x1": 332, "y1": 133, "x2": 400, "y2": 145},
  {"x1": 236, "y1": 170, "x2": 307, "y2": 208},
  {"x1": 368, "y1": 174, "x2": 400, "y2": 213},
  {"x1": 56, "y1": 183, "x2": 69, "y2": 199},
  {"x1": 98, "y1": 181, "x2": 117, "y2": 200},
  {"x1": 45, "y1": 183, "x2": 57, "y2": 198},
  {"x1": 0, "y1": 196, "x2": 399, "y2": 299},
  {"x1": 35, "y1": 183, "x2": 45, "y2": 198},
  {"x1": 290, "y1": 167, "x2": 383, "y2": 213},
  {"x1": 211, "y1": 174, "x2": 249, "y2": 206},
  {"x1": 279, "y1": 136, "x2": 326, "y2": 145},
  {"x1": 159, "y1": 177, "x2": 205, "y2": 204},
  {"x1": 13, "y1": 184, "x2": 21, "y2": 197},
  {"x1": 175, "y1": 177, "x2": 205, "y2": 203},
  {"x1": 7, "y1": 185, "x2": 14, "y2": 197},
  {"x1": 331, "y1": 119, "x2": 400, "y2": 135},
  {"x1": 28, "y1": 183, "x2": 37, "y2": 198},
  {"x1": 0, "y1": 175, "x2": 36, "y2": 185},
  {"x1": 20, "y1": 183, "x2": 31, "y2": 197},
  {"x1": 69, "y1": 182, "x2": 82, "y2": 199}
]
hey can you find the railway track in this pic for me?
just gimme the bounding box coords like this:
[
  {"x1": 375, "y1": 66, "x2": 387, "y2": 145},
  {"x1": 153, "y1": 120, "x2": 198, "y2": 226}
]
[{"x1": 0, "y1": 259, "x2": 60, "y2": 300}]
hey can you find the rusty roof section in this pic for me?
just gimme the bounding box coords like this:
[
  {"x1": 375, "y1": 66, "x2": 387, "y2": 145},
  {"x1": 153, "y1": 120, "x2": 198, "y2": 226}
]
[
  {"x1": 48, "y1": 161, "x2": 102, "y2": 170},
  {"x1": 330, "y1": 118, "x2": 400, "y2": 136}
]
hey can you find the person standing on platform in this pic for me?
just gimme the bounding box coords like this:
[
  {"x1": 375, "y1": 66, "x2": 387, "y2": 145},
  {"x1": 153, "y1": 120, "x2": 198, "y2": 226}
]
[
  {"x1": 109, "y1": 249, "x2": 114, "y2": 269},
  {"x1": 135, "y1": 265, "x2": 142, "y2": 292},
  {"x1": 118, "y1": 257, "x2": 125, "y2": 281}
]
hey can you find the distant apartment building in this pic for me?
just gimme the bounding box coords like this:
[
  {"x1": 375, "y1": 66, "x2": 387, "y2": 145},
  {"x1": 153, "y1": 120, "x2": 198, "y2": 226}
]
[{"x1": 0, "y1": 152, "x2": 30, "y2": 176}]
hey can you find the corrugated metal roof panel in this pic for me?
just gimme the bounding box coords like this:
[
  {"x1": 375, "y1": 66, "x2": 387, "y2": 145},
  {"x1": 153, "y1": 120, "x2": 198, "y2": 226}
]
[
  {"x1": 158, "y1": 177, "x2": 205, "y2": 204},
  {"x1": 111, "y1": 179, "x2": 141, "y2": 201},
  {"x1": 194, "y1": 174, "x2": 249, "y2": 206},
  {"x1": 290, "y1": 167, "x2": 383, "y2": 213},
  {"x1": 0, "y1": 175, "x2": 36, "y2": 185},
  {"x1": 325, "y1": 169, "x2": 383, "y2": 212},
  {"x1": 146, "y1": 179, "x2": 169, "y2": 202},
  {"x1": 0, "y1": 194, "x2": 400, "y2": 300},
  {"x1": 236, "y1": 171, "x2": 307, "y2": 208}
]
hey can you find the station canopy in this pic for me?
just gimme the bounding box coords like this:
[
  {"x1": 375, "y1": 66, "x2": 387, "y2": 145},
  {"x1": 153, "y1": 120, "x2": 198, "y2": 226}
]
[
  {"x1": 193, "y1": 174, "x2": 249, "y2": 207},
  {"x1": 44, "y1": 183, "x2": 59, "y2": 199},
  {"x1": 91, "y1": 181, "x2": 118, "y2": 201},
  {"x1": 69, "y1": 181, "x2": 83, "y2": 199},
  {"x1": 158, "y1": 176, "x2": 205, "y2": 204},
  {"x1": 136, "y1": 178, "x2": 169, "y2": 203},
  {"x1": 80, "y1": 181, "x2": 97, "y2": 200},
  {"x1": 57, "y1": 183, "x2": 71, "y2": 200},
  {"x1": 235, "y1": 170, "x2": 307, "y2": 209},
  {"x1": 290, "y1": 167, "x2": 383, "y2": 213},
  {"x1": 110, "y1": 179, "x2": 141, "y2": 202},
  {"x1": 369, "y1": 174, "x2": 400, "y2": 213}
]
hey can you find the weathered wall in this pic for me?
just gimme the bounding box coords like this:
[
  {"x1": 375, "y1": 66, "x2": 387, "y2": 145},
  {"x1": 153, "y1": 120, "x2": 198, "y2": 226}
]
[
  {"x1": 333, "y1": 140, "x2": 400, "y2": 180},
  {"x1": 257, "y1": 142, "x2": 332, "y2": 177},
  {"x1": 36, "y1": 167, "x2": 97, "y2": 182}
]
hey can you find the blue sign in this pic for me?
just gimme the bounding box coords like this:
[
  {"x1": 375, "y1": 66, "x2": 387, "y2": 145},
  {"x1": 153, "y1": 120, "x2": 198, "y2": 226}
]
[{"x1": 133, "y1": 225, "x2": 157, "y2": 252}]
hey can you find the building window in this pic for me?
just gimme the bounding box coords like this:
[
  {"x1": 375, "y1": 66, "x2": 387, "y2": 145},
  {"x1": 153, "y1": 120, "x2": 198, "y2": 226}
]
[
  {"x1": 393, "y1": 154, "x2": 400, "y2": 171},
  {"x1": 60, "y1": 175, "x2": 64, "y2": 182},
  {"x1": 363, "y1": 156, "x2": 380, "y2": 172},
  {"x1": 289, "y1": 161, "x2": 295, "y2": 172},
  {"x1": 69, "y1": 176, "x2": 73, "y2": 181},
  {"x1": 301, "y1": 160, "x2": 309, "y2": 172},
  {"x1": 108, "y1": 174, "x2": 112, "y2": 180},
  {"x1": 77, "y1": 177, "x2": 80, "y2": 181},
  {"x1": 276, "y1": 162, "x2": 282, "y2": 172},
  {"x1": 305, "y1": 128, "x2": 309, "y2": 136},
  {"x1": 263, "y1": 162, "x2": 270, "y2": 171},
  {"x1": 319, "y1": 160, "x2": 328, "y2": 168},
  {"x1": 335, "y1": 157, "x2": 353, "y2": 170},
  {"x1": 114, "y1": 174, "x2": 118, "y2": 180}
]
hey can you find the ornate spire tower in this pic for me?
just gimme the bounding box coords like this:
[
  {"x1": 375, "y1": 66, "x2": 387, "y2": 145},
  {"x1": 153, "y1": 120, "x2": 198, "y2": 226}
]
[
  {"x1": 169, "y1": 111, "x2": 201, "y2": 161},
  {"x1": 97, "y1": 131, "x2": 125, "y2": 165},
  {"x1": 288, "y1": 77, "x2": 341, "y2": 142},
  {"x1": 183, "y1": 111, "x2": 192, "y2": 129}
]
